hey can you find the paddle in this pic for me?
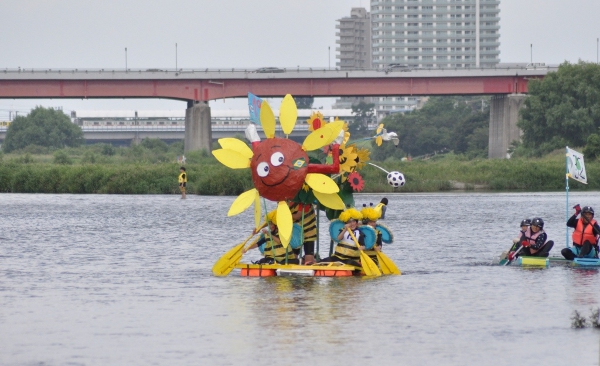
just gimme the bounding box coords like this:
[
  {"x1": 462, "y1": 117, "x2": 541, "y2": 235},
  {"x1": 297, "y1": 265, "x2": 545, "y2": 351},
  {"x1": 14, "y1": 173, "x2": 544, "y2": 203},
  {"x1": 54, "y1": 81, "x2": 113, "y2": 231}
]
[
  {"x1": 212, "y1": 224, "x2": 266, "y2": 276},
  {"x1": 375, "y1": 251, "x2": 401, "y2": 275},
  {"x1": 504, "y1": 245, "x2": 524, "y2": 266},
  {"x1": 347, "y1": 229, "x2": 382, "y2": 277}
]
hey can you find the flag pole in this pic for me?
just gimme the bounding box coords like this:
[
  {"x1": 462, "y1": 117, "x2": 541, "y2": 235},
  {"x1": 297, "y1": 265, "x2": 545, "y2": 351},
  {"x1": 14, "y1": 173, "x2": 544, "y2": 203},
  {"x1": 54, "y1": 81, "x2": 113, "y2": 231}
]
[{"x1": 566, "y1": 146, "x2": 570, "y2": 248}]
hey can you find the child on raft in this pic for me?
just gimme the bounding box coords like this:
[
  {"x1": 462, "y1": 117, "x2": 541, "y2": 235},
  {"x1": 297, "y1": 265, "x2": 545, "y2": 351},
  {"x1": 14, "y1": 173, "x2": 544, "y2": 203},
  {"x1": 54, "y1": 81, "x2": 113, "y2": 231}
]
[
  {"x1": 243, "y1": 211, "x2": 299, "y2": 265},
  {"x1": 289, "y1": 202, "x2": 317, "y2": 265},
  {"x1": 361, "y1": 205, "x2": 383, "y2": 265},
  {"x1": 508, "y1": 217, "x2": 554, "y2": 260},
  {"x1": 509, "y1": 219, "x2": 531, "y2": 251},
  {"x1": 320, "y1": 208, "x2": 365, "y2": 267},
  {"x1": 562, "y1": 204, "x2": 600, "y2": 260}
]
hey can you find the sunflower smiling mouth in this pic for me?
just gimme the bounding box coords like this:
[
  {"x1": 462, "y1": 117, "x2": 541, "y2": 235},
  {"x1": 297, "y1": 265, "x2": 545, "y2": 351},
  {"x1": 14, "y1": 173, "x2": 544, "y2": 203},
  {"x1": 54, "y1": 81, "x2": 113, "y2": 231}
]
[{"x1": 261, "y1": 165, "x2": 291, "y2": 187}]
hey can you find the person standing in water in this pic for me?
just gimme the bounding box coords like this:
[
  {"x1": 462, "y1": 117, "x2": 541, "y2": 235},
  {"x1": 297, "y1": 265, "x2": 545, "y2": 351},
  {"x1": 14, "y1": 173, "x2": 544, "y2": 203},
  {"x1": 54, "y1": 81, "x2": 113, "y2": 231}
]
[{"x1": 178, "y1": 167, "x2": 187, "y2": 199}]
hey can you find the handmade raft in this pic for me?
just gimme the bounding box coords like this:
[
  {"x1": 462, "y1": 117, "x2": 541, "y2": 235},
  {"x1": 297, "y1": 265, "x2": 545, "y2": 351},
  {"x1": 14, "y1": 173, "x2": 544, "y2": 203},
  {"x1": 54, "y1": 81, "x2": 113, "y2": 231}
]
[{"x1": 236, "y1": 262, "x2": 361, "y2": 277}]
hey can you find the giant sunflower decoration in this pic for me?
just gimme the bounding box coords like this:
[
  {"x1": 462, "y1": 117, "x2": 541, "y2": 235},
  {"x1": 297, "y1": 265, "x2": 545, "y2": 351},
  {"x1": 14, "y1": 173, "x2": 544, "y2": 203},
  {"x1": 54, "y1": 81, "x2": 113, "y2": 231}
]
[
  {"x1": 307, "y1": 111, "x2": 325, "y2": 132},
  {"x1": 212, "y1": 94, "x2": 346, "y2": 248},
  {"x1": 355, "y1": 147, "x2": 370, "y2": 170}
]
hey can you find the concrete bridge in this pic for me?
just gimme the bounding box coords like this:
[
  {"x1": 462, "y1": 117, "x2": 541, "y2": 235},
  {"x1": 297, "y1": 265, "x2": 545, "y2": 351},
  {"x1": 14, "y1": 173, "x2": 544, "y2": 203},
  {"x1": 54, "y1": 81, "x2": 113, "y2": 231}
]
[{"x1": 0, "y1": 66, "x2": 555, "y2": 157}]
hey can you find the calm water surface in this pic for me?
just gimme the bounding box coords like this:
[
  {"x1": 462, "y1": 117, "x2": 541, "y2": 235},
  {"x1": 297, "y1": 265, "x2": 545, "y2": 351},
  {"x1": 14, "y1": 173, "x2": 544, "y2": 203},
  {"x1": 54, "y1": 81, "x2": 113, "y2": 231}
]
[{"x1": 1, "y1": 192, "x2": 600, "y2": 365}]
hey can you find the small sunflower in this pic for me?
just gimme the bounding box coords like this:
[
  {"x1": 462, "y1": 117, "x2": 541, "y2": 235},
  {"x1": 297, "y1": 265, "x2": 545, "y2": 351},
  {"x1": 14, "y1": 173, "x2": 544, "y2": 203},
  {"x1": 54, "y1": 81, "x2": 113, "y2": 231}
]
[
  {"x1": 348, "y1": 171, "x2": 365, "y2": 192},
  {"x1": 355, "y1": 147, "x2": 371, "y2": 170},
  {"x1": 339, "y1": 144, "x2": 358, "y2": 173},
  {"x1": 307, "y1": 111, "x2": 325, "y2": 132}
]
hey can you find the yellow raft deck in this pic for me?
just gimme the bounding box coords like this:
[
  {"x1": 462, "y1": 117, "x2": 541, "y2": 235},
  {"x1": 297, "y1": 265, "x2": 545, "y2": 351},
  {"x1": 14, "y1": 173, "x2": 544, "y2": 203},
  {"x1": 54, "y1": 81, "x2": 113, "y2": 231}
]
[{"x1": 235, "y1": 262, "x2": 362, "y2": 277}]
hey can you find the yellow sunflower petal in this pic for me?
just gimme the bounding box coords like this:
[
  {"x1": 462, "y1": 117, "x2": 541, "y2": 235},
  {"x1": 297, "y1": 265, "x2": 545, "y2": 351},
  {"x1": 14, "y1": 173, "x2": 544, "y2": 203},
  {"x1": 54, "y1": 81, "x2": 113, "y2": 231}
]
[
  {"x1": 313, "y1": 191, "x2": 346, "y2": 210},
  {"x1": 302, "y1": 127, "x2": 334, "y2": 151},
  {"x1": 276, "y1": 202, "x2": 293, "y2": 248},
  {"x1": 227, "y1": 188, "x2": 259, "y2": 216},
  {"x1": 217, "y1": 138, "x2": 253, "y2": 160},
  {"x1": 305, "y1": 173, "x2": 339, "y2": 194},
  {"x1": 279, "y1": 94, "x2": 297, "y2": 135},
  {"x1": 376, "y1": 123, "x2": 384, "y2": 134},
  {"x1": 322, "y1": 121, "x2": 345, "y2": 145},
  {"x1": 376, "y1": 136, "x2": 383, "y2": 146},
  {"x1": 254, "y1": 191, "x2": 261, "y2": 230},
  {"x1": 260, "y1": 100, "x2": 276, "y2": 138},
  {"x1": 212, "y1": 149, "x2": 251, "y2": 169}
]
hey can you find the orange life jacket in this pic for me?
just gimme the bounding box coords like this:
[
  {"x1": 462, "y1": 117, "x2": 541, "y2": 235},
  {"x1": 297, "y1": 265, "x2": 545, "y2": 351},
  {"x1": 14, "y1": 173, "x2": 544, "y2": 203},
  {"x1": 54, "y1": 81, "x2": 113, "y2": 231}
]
[{"x1": 572, "y1": 218, "x2": 598, "y2": 246}]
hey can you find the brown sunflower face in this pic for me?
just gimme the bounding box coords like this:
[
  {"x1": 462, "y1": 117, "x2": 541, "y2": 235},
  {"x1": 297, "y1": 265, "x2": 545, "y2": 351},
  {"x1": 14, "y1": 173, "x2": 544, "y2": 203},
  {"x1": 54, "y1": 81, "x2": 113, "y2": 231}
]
[{"x1": 250, "y1": 138, "x2": 308, "y2": 201}]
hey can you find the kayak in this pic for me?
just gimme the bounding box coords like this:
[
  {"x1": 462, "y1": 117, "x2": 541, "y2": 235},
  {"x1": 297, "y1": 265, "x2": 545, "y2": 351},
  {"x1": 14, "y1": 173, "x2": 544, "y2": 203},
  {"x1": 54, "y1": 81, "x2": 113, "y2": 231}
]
[{"x1": 235, "y1": 262, "x2": 362, "y2": 277}]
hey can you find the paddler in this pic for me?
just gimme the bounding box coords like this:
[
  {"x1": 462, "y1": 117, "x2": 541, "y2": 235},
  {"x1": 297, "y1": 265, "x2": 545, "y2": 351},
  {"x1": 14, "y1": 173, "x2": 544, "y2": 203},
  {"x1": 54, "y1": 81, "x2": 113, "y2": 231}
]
[
  {"x1": 562, "y1": 205, "x2": 600, "y2": 260},
  {"x1": 289, "y1": 202, "x2": 317, "y2": 265},
  {"x1": 509, "y1": 219, "x2": 531, "y2": 251},
  {"x1": 320, "y1": 208, "x2": 364, "y2": 267},
  {"x1": 243, "y1": 211, "x2": 299, "y2": 265},
  {"x1": 508, "y1": 217, "x2": 554, "y2": 260},
  {"x1": 361, "y1": 205, "x2": 383, "y2": 265}
]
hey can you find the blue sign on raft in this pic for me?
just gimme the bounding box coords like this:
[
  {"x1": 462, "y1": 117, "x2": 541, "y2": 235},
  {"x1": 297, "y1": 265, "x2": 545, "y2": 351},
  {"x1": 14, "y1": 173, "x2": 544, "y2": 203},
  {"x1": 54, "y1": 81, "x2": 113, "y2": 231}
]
[{"x1": 248, "y1": 92, "x2": 263, "y2": 125}]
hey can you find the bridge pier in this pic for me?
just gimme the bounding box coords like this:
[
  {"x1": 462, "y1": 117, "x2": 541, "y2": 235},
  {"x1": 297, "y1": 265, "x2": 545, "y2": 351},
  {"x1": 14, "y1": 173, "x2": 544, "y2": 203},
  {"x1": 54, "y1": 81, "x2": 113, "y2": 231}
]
[
  {"x1": 488, "y1": 94, "x2": 527, "y2": 159},
  {"x1": 184, "y1": 101, "x2": 212, "y2": 153}
]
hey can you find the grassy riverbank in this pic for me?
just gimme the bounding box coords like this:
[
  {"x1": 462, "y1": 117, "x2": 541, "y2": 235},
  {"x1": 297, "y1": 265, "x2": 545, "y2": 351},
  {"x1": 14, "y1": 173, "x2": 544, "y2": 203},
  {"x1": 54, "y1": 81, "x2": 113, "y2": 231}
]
[{"x1": 0, "y1": 144, "x2": 596, "y2": 194}]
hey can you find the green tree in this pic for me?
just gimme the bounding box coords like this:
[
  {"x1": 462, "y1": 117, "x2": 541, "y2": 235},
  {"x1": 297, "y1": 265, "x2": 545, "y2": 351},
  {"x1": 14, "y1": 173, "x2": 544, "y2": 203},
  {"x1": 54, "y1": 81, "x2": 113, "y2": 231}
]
[
  {"x1": 350, "y1": 101, "x2": 376, "y2": 135},
  {"x1": 583, "y1": 133, "x2": 600, "y2": 160},
  {"x1": 3, "y1": 107, "x2": 84, "y2": 152},
  {"x1": 518, "y1": 61, "x2": 600, "y2": 151},
  {"x1": 293, "y1": 96, "x2": 314, "y2": 109}
]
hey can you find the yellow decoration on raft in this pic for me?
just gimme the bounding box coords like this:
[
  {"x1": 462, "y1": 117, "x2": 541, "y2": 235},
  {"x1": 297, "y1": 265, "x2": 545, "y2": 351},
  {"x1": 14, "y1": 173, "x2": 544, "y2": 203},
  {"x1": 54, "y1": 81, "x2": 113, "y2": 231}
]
[
  {"x1": 276, "y1": 201, "x2": 293, "y2": 248},
  {"x1": 279, "y1": 94, "x2": 297, "y2": 136},
  {"x1": 302, "y1": 127, "x2": 334, "y2": 152},
  {"x1": 312, "y1": 191, "x2": 345, "y2": 210},
  {"x1": 375, "y1": 124, "x2": 385, "y2": 146},
  {"x1": 212, "y1": 149, "x2": 251, "y2": 169},
  {"x1": 254, "y1": 192, "x2": 261, "y2": 230},
  {"x1": 305, "y1": 173, "x2": 339, "y2": 194},
  {"x1": 260, "y1": 101, "x2": 276, "y2": 138},
  {"x1": 228, "y1": 188, "x2": 260, "y2": 216},
  {"x1": 217, "y1": 138, "x2": 253, "y2": 160}
]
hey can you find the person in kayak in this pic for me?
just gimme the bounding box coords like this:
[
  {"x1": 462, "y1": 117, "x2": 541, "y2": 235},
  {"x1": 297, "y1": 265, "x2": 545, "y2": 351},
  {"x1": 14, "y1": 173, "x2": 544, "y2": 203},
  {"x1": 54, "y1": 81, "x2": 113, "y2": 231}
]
[
  {"x1": 562, "y1": 205, "x2": 600, "y2": 260},
  {"x1": 320, "y1": 208, "x2": 365, "y2": 267},
  {"x1": 508, "y1": 217, "x2": 554, "y2": 260},
  {"x1": 361, "y1": 205, "x2": 383, "y2": 265},
  {"x1": 289, "y1": 202, "x2": 317, "y2": 265},
  {"x1": 243, "y1": 211, "x2": 299, "y2": 265}
]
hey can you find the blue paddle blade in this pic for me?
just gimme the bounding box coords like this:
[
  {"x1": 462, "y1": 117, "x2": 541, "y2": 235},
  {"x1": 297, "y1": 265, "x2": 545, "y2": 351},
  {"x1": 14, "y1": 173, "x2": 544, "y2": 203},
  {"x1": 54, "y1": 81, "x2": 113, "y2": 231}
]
[
  {"x1": 376, "y1": 223, "x2": 394, "y2": 244},
  {"x1": 290, "y1": 223, "x2": 303, "y2": 249},
  {"x1": 358, "y1": 226, "x2": 377, "y2": 250},
  {"x1": 329, "y1": 219, "x2": 345, "y2": 243}
]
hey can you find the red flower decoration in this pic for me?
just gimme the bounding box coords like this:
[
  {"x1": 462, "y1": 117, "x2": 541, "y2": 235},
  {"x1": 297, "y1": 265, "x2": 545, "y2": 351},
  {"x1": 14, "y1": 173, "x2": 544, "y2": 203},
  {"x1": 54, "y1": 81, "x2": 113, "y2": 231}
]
[
  {"x1": 311, "y1": 118, "x2": 322, "y2": 130},
  {"x1": 348, "y1": 171, "x2": 364, "y2": 192}
]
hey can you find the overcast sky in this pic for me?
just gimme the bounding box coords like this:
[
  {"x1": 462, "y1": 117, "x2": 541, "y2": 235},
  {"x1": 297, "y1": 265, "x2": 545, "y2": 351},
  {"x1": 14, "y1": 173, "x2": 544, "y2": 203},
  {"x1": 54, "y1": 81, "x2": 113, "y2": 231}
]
[{"x1": 1, "y1": 0, "x2": 599, "y2": 118}]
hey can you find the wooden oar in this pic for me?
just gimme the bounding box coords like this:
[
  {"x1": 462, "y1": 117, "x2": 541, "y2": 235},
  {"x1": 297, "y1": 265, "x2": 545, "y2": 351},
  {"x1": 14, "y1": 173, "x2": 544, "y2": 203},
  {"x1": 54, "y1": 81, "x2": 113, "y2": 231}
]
[
  {"x1": 212, "y1": 224, "x2": 265, "y2": 276},
  {"x1": 347, "y1": 229, "x2": 382, "y2": 277},
  {"x1": 376, "y1": 251, "x2": 401, "y2": 275}
]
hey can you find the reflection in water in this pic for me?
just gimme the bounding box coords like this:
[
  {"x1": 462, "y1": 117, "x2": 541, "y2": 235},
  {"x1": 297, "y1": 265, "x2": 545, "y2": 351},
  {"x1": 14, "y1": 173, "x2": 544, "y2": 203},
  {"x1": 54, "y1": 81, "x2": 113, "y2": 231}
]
[{"x1": 1, "y1": 193, "x2": 600, "y2": 365}]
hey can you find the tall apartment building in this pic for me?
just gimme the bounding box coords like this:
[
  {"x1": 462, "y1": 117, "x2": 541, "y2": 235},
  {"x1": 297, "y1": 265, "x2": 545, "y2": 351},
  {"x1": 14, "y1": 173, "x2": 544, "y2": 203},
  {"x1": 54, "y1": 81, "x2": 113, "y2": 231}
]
[{"x1": 370, "y1": 0, "x2": 500, "y2": 69}]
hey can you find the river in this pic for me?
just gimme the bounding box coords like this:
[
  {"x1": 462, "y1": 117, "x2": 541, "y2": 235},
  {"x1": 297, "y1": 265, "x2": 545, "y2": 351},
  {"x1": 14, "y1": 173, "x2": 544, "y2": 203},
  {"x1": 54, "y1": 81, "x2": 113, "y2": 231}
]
[{"x1": 1, "y1": 192, "x2": 600, "y2": 365}]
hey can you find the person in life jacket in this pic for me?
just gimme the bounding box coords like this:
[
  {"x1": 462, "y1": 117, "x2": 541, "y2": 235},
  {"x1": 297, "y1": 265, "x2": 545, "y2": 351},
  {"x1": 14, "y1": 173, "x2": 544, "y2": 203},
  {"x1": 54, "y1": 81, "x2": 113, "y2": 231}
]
[
  {"x1": 562, "y1": 205, "x2": 600, "y2": 260},
  {"x1": 320, "y1": 208, "x2": 365, "y2": 267},
  {"x1": 178, "y1": 167, "x2": 187, "y2": 199},
  {"x1": 508, "y1": 217, "x2": 554, "y2": 260},
  {"x1": 243, "y1": 210, "x2": 299, "y2": 265},
  {"x1": 361, "y1": 205, "x2": 383, "y2": 265},
  {"x1": 509, "y1": 219, "x2": 531, "y2": 251},
  {"x1": 289, "y1": 202, "x2": 317, "y2": 265}
]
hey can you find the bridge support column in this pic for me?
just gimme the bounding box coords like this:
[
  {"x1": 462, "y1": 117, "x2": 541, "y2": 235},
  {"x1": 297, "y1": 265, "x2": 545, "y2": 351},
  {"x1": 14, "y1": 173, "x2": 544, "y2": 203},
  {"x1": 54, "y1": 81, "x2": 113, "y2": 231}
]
[
  {"x1": 488, "y1": 94, "x2": 527, "y2": 159},
  {"x1": 184, "y1": 102, "x2": 212, "y2": 153}
]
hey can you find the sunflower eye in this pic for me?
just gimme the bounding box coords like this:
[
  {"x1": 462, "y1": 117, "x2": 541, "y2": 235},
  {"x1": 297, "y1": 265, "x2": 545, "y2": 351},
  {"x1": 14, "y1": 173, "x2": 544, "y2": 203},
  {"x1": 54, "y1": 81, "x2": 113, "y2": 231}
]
[
  {"x1": 257, "y1": 162, "x2": 269, "y2": 177},
  {"x1": 270, "y1": 152, "x2": 284, "y2": 167}
]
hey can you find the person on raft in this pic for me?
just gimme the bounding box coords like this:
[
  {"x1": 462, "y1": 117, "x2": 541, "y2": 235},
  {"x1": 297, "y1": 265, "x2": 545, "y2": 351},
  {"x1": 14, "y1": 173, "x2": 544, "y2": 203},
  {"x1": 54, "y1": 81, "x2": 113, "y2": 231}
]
[
  {"x1": 289, "y1": 202, "x2": 317, "y2": 265},
  {"x1": 509, "y1": 219, "x2": 531, "y2": 251},
  {"x1": 361, "y1": 205, "x2": 383, "y2": 265},
  {"x1": 562, "y1": 205, "x2": 600, "y2": 260},
  {"x1": 243, "y1": 211, "x2": 299, "y2": 265},
  {"x1": 508, "y1": 217, "x2": 554, "y2": 260},
  {"x1": 320, "y1": 208, "x2": 365, "y2": 267}
]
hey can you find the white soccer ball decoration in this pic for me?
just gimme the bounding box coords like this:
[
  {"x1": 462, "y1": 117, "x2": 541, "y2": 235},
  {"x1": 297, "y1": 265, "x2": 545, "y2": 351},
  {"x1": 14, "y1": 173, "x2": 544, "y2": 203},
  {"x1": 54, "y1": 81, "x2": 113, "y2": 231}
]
[{"x1": 387, "y1": 171, "x2": 405, "y2": 187}]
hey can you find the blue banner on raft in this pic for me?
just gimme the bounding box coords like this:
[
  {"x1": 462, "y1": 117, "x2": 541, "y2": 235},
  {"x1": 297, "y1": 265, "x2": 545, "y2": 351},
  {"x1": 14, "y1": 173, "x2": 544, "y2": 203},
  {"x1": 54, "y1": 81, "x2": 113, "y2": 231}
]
[{"x1": 248, "y1": 92, "x2": 263, "y2": 125}]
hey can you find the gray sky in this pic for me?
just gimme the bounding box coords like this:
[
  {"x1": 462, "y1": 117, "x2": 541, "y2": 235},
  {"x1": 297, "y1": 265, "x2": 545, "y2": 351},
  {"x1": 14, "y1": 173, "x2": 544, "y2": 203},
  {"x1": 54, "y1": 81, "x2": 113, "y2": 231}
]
[{"x1": 1, "y1": 0, "x2": 599, "y2": 118}]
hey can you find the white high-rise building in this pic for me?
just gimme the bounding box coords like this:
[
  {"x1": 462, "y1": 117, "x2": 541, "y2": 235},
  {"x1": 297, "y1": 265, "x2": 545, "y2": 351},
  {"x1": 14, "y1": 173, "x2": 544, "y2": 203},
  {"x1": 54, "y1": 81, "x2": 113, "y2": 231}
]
[{"x1": 371, "y1": 0, "x2": 500, "y2": 69}]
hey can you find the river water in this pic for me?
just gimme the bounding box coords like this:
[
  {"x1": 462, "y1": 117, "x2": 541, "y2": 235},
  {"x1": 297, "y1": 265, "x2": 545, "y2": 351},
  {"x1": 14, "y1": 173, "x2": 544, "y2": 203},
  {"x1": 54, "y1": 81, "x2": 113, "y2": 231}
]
[{"x1": 1, "y1": 192, "x2": 600, "y2": 365}]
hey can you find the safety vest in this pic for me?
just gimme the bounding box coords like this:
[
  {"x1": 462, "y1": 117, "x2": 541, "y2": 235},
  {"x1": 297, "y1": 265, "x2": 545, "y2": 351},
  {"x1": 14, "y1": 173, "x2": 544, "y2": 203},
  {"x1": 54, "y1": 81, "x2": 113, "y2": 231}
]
[
  {"x1": 290, "y1": 203, "x2": 317, "y2": 242},
  {"x1": 178, "y1": 172, "x2": 187, "y2": 183},
  {"x1": 263, "y1": 233, "x2": 297, "y2": 264},
  {"x1": 522, "y1": 227, "x2": 545, "y2": 247},
  {"x1": 572, "y1": 218, "x2": 598, "y2": 246},
  {"x1": 334, "y1": 229, "x2": 361, "y2": 261}
]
